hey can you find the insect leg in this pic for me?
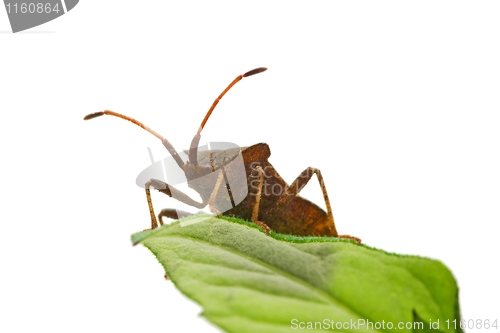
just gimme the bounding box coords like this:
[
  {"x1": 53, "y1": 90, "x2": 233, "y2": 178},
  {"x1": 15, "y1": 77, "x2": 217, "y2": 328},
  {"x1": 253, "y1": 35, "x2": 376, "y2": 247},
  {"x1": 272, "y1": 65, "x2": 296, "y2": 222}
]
[
  {"x1": 158, "y1": 209, "x2": 194, "y2": 225},
  {"x1": 271, "y1": 168, "x2": 361, "y2": 242},
  {"x1": 271, "y1": 167, "x2": 338, "y2": 235},
  {"x1": 249, "y1": 166, "x2": 271, "y2": 234},
  {"x1": 145, "y1": 179, "x2": 207, "y2": 229}
]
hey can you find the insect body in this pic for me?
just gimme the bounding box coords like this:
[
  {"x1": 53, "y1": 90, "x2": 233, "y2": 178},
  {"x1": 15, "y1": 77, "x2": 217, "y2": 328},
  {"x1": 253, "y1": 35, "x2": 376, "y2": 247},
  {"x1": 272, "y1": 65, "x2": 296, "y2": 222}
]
[{"x1": 84, "y1": 68, "x2": 359, "y2": 241}]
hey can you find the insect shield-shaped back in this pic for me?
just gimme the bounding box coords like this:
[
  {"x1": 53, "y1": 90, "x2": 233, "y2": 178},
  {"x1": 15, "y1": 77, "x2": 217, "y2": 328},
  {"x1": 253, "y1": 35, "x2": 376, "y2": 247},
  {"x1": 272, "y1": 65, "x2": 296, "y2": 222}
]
[{"x1": 136, "y1": 142, "x2": 248, "y2": 218}]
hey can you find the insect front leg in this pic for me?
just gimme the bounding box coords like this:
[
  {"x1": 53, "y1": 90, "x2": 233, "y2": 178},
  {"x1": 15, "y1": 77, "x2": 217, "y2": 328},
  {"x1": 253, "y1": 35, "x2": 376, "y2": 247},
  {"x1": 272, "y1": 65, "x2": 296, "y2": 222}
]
[
  {"x1": 158, "y1": 209, "x2": 194, "y2": 224},
  {"x1": 249, "y1": 166, "x2": 271, "y2": 234},
  {"x1": 145, "y1": 179, "x2": 207, "y2": 229}
]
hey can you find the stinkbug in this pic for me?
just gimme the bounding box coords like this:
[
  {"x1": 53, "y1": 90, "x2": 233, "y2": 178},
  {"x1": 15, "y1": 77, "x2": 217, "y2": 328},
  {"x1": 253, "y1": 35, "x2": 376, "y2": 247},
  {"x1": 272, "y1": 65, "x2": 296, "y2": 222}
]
[{"x1": 84, "y1": 67, "x2": 359, "y2": 242}]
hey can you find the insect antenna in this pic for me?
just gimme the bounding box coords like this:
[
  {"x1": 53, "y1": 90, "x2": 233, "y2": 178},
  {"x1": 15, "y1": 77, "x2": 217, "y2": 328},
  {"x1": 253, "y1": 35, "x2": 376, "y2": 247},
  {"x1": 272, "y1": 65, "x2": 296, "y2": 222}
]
[
  {"x1": 188, "y1": 67, "x2": 267, "y2": 166},
  {"x1": 83, "y1": 110, "x2": 185, "y2": 168}
]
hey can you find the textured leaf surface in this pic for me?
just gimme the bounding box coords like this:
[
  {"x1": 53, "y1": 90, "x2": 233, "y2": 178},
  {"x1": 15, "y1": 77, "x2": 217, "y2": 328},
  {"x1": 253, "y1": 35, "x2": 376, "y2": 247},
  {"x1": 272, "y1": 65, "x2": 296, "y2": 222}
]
[{"x1": 132, "y1": 215, "x2": 462, "y2": 333}]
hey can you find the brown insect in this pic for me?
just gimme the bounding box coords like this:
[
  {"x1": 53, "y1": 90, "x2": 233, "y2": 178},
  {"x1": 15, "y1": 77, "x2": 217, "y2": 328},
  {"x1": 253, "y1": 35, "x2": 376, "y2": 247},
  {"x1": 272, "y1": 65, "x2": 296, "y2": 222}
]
[{"x1": 84, "y1": 67, "x2": 359, "y2": 242}]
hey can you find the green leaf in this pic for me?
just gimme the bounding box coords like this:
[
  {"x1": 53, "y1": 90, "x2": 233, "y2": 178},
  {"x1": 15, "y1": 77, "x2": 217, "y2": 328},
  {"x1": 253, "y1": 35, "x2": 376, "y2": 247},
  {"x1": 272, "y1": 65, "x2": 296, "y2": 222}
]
[{"x1": 132, "y1": 215, "x2": 462, "y2": 333}]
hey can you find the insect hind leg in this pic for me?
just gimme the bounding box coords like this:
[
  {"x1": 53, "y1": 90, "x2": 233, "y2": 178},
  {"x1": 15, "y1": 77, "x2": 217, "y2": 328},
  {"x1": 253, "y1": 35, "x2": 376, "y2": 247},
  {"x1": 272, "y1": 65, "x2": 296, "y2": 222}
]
[
  {"x1": 270, "y1": 167, "x2": 360, "y2": 242},
  {"x1": 270, "y1": 167, "x2": 338, "y2": 234}
]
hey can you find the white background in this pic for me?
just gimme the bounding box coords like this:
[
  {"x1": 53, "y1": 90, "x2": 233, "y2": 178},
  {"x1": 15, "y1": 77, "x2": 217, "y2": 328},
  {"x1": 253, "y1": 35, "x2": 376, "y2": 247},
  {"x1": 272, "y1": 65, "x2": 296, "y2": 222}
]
[{"x1": 1, "y1": 1, "x2": 499, "y2": 332}]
